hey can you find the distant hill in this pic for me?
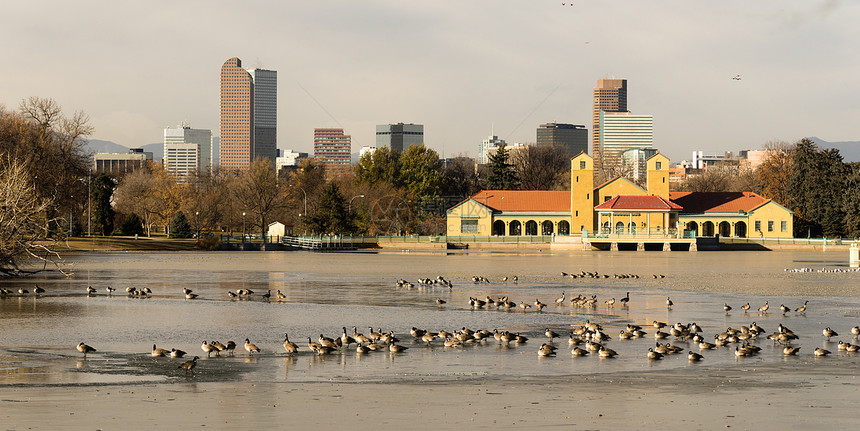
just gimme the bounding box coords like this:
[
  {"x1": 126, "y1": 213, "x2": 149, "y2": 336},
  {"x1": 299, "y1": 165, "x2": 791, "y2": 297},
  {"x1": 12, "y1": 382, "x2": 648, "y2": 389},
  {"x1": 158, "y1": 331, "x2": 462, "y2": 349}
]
[
  {"x1": 807, "y1": 137, "x2": 860, "y2": 163},
  {"x1": 83, "y1": 139, "x2": 163, "y2": 162}
]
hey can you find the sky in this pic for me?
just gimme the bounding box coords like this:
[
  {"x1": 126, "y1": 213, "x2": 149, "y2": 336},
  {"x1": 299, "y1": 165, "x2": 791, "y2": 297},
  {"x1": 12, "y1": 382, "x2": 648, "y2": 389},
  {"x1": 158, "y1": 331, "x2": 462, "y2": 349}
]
[{"x1": 1, "y1": 0, "x2": 858, "y2": 163}]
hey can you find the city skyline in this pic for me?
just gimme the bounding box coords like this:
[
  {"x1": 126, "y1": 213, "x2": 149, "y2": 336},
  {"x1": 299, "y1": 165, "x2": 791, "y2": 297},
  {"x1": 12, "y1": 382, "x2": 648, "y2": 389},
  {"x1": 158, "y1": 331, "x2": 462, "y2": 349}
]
[{"x1": 1, "y1": 1, "x2": 858, "y2": 163}]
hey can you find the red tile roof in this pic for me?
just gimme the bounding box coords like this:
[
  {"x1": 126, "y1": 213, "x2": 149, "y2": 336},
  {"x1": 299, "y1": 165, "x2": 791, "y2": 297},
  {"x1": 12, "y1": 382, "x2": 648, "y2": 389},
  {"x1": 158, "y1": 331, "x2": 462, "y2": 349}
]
[
  {"x1": 594, "y1": 195, "x2": 683, "y2": 211},
  {"x1": 471, "y1": 190, "x2": 570, "y2": 212},
  {"x1": 669, "y1": 192, "x2": 771, "y2": 213}
]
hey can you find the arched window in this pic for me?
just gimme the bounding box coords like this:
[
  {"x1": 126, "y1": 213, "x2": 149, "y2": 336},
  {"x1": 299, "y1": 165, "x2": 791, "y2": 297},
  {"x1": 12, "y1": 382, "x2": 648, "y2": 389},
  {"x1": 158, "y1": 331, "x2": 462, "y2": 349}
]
[
  {"x1": 541, "y1": 221, "x2": 554, "y2": 235},
  {"x1": 525, "y1": 220, "x2": 538, "y2": 235},
  {"x1": 735, "y1": 221, "x2": 747, "y2": 238},
  {"x1": 687, "y1": 221, "x2": 699, "y2": 237},
  {"x1": 702, "y1": 221, "x2": 715, "y2": 237},
  {"x1": 615, "y1": 221, "x2": 625, "y2": 235},
  {"x1": 558, "y1": 221, "x2": 570, "y2": 235},
  {"x1": 718, "y1": 221, "x2": 731, "y2": 237},
  {"x1": 509, "y1": 220, "x2": 521, "y2": 236},
  {"x1": 628, "y1": 222, "x2": 637, "y2": 235},
  {"x1": 493, "y1": 220, "x2": 506, "y2": 236}
]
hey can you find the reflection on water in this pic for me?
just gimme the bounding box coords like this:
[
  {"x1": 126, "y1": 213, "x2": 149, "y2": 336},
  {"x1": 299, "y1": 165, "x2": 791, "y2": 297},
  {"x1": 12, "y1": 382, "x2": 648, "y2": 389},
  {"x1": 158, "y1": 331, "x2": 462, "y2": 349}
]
[{"x1": 0, "y1": 250, "x2": 859, "y2": 386}]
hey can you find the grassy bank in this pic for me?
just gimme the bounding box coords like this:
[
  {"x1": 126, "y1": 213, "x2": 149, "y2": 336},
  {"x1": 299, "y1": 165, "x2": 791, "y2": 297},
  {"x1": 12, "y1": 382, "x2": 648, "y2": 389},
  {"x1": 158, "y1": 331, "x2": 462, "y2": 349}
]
[{"x1": 49, "y1": 236, "x2": 200, "y2": 253}]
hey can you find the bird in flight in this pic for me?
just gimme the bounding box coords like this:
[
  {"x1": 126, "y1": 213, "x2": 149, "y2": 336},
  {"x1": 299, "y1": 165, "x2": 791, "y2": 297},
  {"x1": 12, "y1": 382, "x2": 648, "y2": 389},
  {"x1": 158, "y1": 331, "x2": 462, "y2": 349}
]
[{"x1": 732, "y1": 75, "x2": 742, "y2": 81}]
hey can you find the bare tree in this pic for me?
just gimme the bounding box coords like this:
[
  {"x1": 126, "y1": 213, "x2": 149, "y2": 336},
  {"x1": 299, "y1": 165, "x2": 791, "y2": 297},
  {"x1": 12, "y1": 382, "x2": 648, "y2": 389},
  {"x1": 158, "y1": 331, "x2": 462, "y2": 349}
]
[
  {"x1": 0, "y1": 157, "x2": 66, "y2": 275},
  {"x1": 231, "y1": 159, "x2": 286, "y2": 240},
  {"x1": 510, "y1": 144, "x2": 569, "y2": 190}
]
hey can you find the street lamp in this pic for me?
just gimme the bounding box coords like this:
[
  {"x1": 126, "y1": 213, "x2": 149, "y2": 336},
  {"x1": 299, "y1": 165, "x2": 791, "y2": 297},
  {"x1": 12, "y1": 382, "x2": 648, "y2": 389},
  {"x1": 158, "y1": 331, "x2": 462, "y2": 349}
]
[
  {"x1": 288, "y1": 184, "x2": 307, "y2": 215},
  {"x1": 76, "y1": 172, "x2": 91, "y2": 237},
  {"x1": 349, "y1": 194, "x2": 366, "y2": 213},
  {"x1": 242, "y1": 212, "x2": 246, "y2": 241},
  {"x1": 195, "y1": 211, "x2": 200, "y2": 239}
]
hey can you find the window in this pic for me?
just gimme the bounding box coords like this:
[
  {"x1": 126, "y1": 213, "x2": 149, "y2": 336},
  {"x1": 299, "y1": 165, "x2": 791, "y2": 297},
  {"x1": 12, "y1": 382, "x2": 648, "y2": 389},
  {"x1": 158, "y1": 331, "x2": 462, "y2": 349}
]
[
  {"x1": 580, "y1": 161, "x2": 586, "y2": 169},
  {"x1": 575, "y1": 211, "x2": 579, "y2": 217},
  {"x1": 604, "y1": 196, "x2": 612, "y2": 202},
  {"x1": 656, "y1": 162, "x2": 662, "y2": 170},
  {"x1": 781, "y1": 220, "x2": 787, "y2": 232},
  {"x1": 576, "y1": 176, "x2": 579, "y2": 183},
  {"x1": 767, "y1": 220, "x2": 774, "y2": 232},
  {"x1": 461, "y1": 219, "x2": 478, "y2": 233},
  {"x1": 755, "y1": 220, "x2": 761, "y2": 231}
]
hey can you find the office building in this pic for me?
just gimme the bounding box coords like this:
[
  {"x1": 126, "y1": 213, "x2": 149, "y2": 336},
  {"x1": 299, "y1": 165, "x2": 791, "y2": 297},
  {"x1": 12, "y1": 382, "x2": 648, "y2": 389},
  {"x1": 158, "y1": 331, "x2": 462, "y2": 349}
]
[
  {"x1": 94, "y1": 148, "x2": 152, "y2": 175},
  {"x1": 621, "y1": 147, "x2": 659, "y2": 183},
  {"x1": 219, "y1": 57, "x2": 277, "y2": 170},
  {"x1": 478, "y1": 135, "x2": 506, "y2": 165},
  {"x1": 163, "y1": 125, "x2": 212, "y2": 180},
  {"x1": 275, "y1": 149, "x2": 309, "y2": 177},
  {"x1": 376, "y1": 123, "x2": 423, "y2": 152},
  {"x1": 536, "y1": 123, "x2": 588, "y2": 158},
  {"x1": 592, "y1": 79, "x2": 627, "y2": 170},
  {"x1": 359, "y1": 146, "x2": 377, "y2": 160},
  {"x1": 599, "y1": 111, "x2": 652, "y2": 171},
  {"x1": 314, "y1": 128, "x2": 351, "y2": 176}
]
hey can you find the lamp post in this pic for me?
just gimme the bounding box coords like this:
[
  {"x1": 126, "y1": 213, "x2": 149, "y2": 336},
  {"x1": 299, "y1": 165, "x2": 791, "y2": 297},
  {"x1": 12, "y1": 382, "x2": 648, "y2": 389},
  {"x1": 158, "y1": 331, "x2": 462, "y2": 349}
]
[
  {"x1": 349, "y1": 194, "x2": 365, "y2": 213},
  {"x1": 242, "y1": 212, "x2": 246, "y2": 241},
  {"x1": 289, "y1": 184, "x2": 307, "y2": 215},
  {"x1": 195, "y1": 211, "x2": 200, "y2": 239}
]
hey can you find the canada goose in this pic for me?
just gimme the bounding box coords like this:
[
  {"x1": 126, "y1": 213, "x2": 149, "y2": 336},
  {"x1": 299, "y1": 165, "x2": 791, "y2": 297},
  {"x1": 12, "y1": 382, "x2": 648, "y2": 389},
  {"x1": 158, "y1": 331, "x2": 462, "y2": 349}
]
[
  {"x1": 823, "y1": 327, "x2": 838, "y2": 340},
  {"x1": 224, "y1": 341, "x2": 236, "y2": 354},
  {"x1": 318, "y1": 334, "x2": 336, "y2": 348},
  {"x1": 171, "y1": 348, "x2": 187, "y2": 358},
  {"x1": 605, "y1": 298, "x2": 616, "y2": 307},
  {"x1": 779, "y1": 304, "x2": 789, "y2": 314},
  {"x1": 18, "y1": 287, "x2": 29, "y2": 295},
  {"x1": 814, "y1": 348, "x2": 831, "y2": 356},
  {"x1": 244, "y1": 338, "x2": 260, "y2": 354},
  {"x1": 227, "y1": 291, "x2": 237, "y2": 298},
  {"x1": 534, "y1": 299, "x2": 546, "y2": 311},
  {"x1": 666, "y1": 297, "x2": 673, "y2": 308},
  {"x1": 838, "y1": 341, "x2": 849, "y2": 351},
  {"x1": 571, "y1": 347, "x2": 589, "y2": 357},
  {"x1": 555, "y1": 292, "x2": 565, "y2": 304},
  {"x1": 86, "y1": 286, "x2": 96, "y2": 295},
  {"x1": 647, "y1": 348, "x2": 664, "y2": 360},
  {"x1": 519, "y1": 301, "x2": 531, "y2": 310},
  {"x1": 341, "y1": 327, "x2": 356, "y2": 347},
  {"x1": 795, "y1": 300, "x2": 808, "y2": 312},
  {"x1": 421, "y1": 333, "x2": 436, "y2": 344},
  {"x1": 183, "y1": 288, "x2": 192, "y2": 295},
  {"x1": 179, "y1": 356, "x2": 198, "y2": 373},
  {"x1": 653, "y1": 321, "x2": 667, "y2": 329},
  {"x1": 105, "y1": 286, "x2": 115, "y2": 295},
  {"x1": 758, "y1": 302, "x2": 769, "y2": 313},
  {"x1": 783, "y1": 346, "x2": 801, "y2": 356},
  {"x1": 389, "y1": 344, "x2": 408, "y2": 353},
  {"x1": 185, "y1": 292, "x2": 198, "y2": 300},
  {"x1": 688, "y1": 351, "x2": 704, "y2": 361},
  {"x1": 307, "y1": 337, "x2": 321, "y2": 351},
  {"x1": 852, "y1": 326, "x2": 860, "y2": 337},
  {"x1": 313, "y1": 345, "x2": 336, "y2": 355},
  {"x1": 538, "y1": 344, "x2": 556, "y2": 357},
  {"x1": 276, "y1": 290, "x2": 286, "y2": 300},
  {"x1": 126, "y1": 287, "x2": 135, "y2": 294},
  {"x1": 77, "y1": 342, "x2": 96, "y2": 358},
  {"x1": 152, "y1": 344, "x2": 170, "y2": 357},
  {"x1": 846, "y1": 343, "x2": 860, "y2": 353},
  {"x1": 201, "y1": 341, "x2": 218, "y2": 357},
  {"x1": 368, "y1": 328, "x2": 383, "y2": 341},
  {"x1": 436, "y1": 298, "x2": 446, "y2": 307},
  {"x1": 654, "y1": 330, "x2": 670, "y2": 340},
  {"x1": 356, "y1": 344, "x2": 369, "y2": 354},
  {"x1": 143, "y1": 287, "x2": 152, "y2": 295},
  {"x1": 619, "y1": 292, "x2": 630, "y2": 305},
  {"x1": 283, "y1": 333, "x2": 298, "y2": 353},
  {"x1": 211, "y1": 341, "x2": 227, "y2": 353},
  {"x1": 598, "y1": 346, "x2": 618, "y2": 358},
  {"x1": 545, "y1": 329, "x2": 559, "y2": 341},
  {"x1": 261, "y1": 290, "x2": 271, "y2": 300},
  {"x1": 443, "y1": 338, "x2": 461, "y2": 348},
  {"x1": 741, "y1": 302, "x2": 750, "y2": 311},
  {"x1": 33, "y1": 285, "x2": 45, "y2": 294},
  {"x1": 723, "y1": 303, "x2": 732, "y2": 312}
]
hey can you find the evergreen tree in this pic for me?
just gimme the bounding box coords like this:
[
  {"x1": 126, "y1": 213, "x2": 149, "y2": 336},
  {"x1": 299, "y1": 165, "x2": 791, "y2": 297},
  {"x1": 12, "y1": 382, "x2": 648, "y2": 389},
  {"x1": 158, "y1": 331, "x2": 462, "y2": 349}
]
[
  {"x1": 169, "y1": 211, "x2": 192, "y2": 238},
  {"x1": 843, "y1": 163, "x2": 860, "y2": 238},
  {"x1": 787, "y1": 139, "x2": 848, "y2": 237},
  {"x1": 306, "y1": 183, "x2": 354, "y2": 234},
  {"x1": 485, "y1": 144, "x2": 519, "y2": 190},
  {"x1": 91, "y1": 174, "x2": 116, "y2": 235},
  {"x1": 120, "y1": 213, "x2": 144, "y2": 236}
]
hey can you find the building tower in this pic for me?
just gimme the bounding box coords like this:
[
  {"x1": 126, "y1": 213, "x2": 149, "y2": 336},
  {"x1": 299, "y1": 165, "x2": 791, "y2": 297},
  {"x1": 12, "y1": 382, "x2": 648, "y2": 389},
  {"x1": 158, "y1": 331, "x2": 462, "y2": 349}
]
[
  {"x1": 570, "y1": 152, "x2": 595, "y2": 235},
  {"x1": 375, "y1": 123, "x2": 424, "y2": 152},
  {"x1": 592, "y1": 78, "x2": 627, "y2": 172},
  {"x1": 249, "y1": 68, "x2": 277, "y2": 163},
  {"x1": 536, "y1": 123, "x2": 588, "y2": 158},
  {"x1": 164, "y1": 124, "x2": 213, "y2": 181},
  {"x1": 599, "y1": 111, "x2": 653, "y2": 172},
  {"x1": 219, "y1": 57, "x2": 254, "y2": 171},
  {"x1": 314, "y1": 128, "x2": 352, "y2": 178}
]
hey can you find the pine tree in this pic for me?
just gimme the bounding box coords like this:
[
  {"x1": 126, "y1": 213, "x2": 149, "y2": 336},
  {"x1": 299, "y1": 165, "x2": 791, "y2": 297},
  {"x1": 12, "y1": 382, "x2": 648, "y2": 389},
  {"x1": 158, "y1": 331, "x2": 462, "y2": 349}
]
[
  {"x1": 485, "y1": 145, "x2": 519, "y2": 190},
  {"x1": 306, "y1": 183, "x2": 354, "y2": 234},
  {"x1": 91, "y1": 174, "x2": 116, "y2": 235},
  {"x1": 169, "y1": 211, "x2": 192, "y2": 238},
  {"x1": 120, "y1": 213, "x2": 144, "y2": 236}
]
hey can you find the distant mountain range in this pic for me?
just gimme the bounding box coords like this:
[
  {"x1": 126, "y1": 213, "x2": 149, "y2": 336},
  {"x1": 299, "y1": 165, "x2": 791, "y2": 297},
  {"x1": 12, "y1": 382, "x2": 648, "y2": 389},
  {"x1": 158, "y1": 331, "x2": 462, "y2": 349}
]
[
  {"x1": 807, "y1": 137, "x2": 860, "y2": 163},
  {"x1": 85, "y1": 139, "x2": 163, "y2": 161}
]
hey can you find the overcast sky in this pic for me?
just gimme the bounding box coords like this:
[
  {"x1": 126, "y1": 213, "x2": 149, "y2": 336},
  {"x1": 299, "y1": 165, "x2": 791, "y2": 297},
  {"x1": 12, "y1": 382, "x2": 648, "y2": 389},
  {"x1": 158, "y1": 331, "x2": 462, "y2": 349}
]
[{"x1": 1, "y1": 0, "x2": 857, "y2": 162}]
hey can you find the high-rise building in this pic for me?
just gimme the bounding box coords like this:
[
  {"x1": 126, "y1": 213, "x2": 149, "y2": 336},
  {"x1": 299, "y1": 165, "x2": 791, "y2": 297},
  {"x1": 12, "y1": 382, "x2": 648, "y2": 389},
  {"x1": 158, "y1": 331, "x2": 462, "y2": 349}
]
[
  {"x1": 592, "y1": 79, "x2": 627, "y2": 170},
  {"x1": 536, "y1": 123, "x2": 588, "y2": 158},
  {"x1": 478, "y1": 134, "x2": 506, "y2": 165},
  {"x1": 376, "y1": 123, "x2": 423, "y2": 152},
  {"x1": 314, "y1": 128, "x2": 351, "y2": 177},
  {"x1": 599, "y1": 111, "x2": 653, "y2": 170},
  {"x1": 219, "y1": 57, "x2": 277, "y2": 171},
  {"x1": 163, "y1": 125, "x2": 212, "y2": 180},
  {"x1": 249, "y1": 68, "x2": 277, "y2": 163}
]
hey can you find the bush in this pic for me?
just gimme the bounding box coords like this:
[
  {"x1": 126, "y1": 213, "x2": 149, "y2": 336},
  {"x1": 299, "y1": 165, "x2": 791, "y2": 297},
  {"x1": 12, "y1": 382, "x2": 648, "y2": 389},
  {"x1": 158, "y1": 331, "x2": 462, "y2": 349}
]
[
  {"x1": 196, "y1": 236, "x2": 222, "y2": 251},
  {"x1": 120, "y1": 213, "x2": 145, "y2": 236}
]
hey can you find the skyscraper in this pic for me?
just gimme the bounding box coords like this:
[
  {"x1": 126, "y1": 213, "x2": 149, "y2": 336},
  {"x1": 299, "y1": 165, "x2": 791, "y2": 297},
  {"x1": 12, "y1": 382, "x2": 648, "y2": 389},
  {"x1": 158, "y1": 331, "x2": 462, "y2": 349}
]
[
  {"x1": 314, "y1": 128, "x2": 351, "y2": 177},
  {"x1": 536, "y1": 123, "x2": 588, "y2": 158},
  {"x1": 592, "y1": 79, "x2": 627, "y2": 171},
  {"x1": 375, "y1": 123, "x2": 423, "y2": 152},
  {"x1": 599, "y1": 111, "x2": 653, "y2": 172},
  {"x1": 219, "y1": 57, "x2": 277, "y2": 170},
  {"x1": 163, "y1": 124, "x2": 213, "y2": 180},
  {"x1": 478, "y1": 134, "x2": 506, "y2": 165}
]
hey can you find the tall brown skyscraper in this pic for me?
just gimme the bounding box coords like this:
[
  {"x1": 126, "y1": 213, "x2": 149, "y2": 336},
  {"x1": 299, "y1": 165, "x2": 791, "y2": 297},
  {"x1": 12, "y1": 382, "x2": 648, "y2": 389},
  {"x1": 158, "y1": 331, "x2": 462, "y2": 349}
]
[
  {"x1": 314, "y1": 128, "x2": 351, "y2": 178},
  {"x1": 592, "y1": 78, "x2": 627, "y2": 171},
  {"x1": 219, "y1": 57, "x2": 278, "y2": 171}
]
